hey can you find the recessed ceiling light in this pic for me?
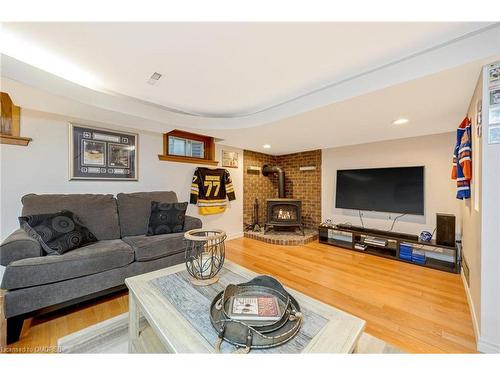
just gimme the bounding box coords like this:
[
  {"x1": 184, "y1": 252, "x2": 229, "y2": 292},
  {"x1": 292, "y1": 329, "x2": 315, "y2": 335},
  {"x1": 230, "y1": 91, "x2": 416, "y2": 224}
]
[
  {"x1": 393, "y1": 118, "x2": 409, "y2": 125},
  {"x1": 263, "y1": 144, "x2": 271, "y2": 149}
]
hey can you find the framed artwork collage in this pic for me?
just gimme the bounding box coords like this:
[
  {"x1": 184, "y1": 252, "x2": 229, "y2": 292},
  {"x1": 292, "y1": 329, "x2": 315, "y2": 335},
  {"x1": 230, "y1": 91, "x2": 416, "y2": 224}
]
[{"x1": 69, "y1": 123, "x2": 138, "y2": 180}]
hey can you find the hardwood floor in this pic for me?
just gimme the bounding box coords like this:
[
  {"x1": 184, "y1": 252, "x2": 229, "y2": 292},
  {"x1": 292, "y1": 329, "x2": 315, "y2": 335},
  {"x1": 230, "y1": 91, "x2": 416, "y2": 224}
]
[
  {"x1": 5, "y1": 238, "x2": 476, "y2": 353},
  {"x1": 226, "y1": 238, "x2": 476, "y2": 353}
]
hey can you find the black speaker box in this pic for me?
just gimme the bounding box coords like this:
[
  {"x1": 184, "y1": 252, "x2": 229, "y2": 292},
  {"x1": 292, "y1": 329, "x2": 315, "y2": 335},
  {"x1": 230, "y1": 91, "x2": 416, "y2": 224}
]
[{"x1": 436, "y1": 213, "x2": 456, "y2": 247}]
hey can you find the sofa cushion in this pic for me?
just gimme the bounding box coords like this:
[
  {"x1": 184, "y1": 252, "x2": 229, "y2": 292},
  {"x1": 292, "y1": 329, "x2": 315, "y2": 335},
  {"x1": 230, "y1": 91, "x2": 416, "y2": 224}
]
[
  {"x1": 117, "y1": 191, "x2": 178, "y2": 237},
  {"x1": 22, "y1": 194, "x2": 120, "y2": 240},
  {"x1": 19, "y1": 210, "x2": 97, "y2": 255},
  {"x1": 1, "y1": 239, "x2": 134, "y2": 290},
  {"x1": 123, "y1": 232, "x2": 186, "y2": 262},
  {"x1": 147, "y1": 201, "x2": 188, "y2": 236}
]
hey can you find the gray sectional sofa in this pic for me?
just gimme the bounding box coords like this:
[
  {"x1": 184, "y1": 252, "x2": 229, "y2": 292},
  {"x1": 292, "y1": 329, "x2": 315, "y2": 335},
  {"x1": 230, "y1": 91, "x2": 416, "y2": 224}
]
[{"x1": 0, "y1": 191, "x2": 202, "y2": 344}]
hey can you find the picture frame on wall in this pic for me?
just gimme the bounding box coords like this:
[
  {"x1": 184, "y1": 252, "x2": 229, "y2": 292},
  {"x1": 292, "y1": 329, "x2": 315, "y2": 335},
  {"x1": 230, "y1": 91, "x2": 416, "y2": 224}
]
[
  {"x1": 69, "y1": 123, "x2": 138, "y2": 180},
  {"x1": 221, "y1": 150, "x2": 238, "y2": 168}
]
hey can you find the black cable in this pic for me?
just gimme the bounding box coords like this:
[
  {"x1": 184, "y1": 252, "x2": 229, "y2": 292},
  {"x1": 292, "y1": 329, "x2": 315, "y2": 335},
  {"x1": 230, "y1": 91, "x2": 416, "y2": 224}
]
[
  {"x1": 389, "y1": 213, "x2": 406, "y2": 231},
  {"x1": 358, "y1": 210, "x2": 364, "y2": 228}
]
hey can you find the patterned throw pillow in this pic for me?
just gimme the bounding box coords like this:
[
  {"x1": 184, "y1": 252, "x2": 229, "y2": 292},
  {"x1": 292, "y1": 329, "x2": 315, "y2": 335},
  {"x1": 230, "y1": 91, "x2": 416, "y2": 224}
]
[
  {"x1": 19, "y1": 210, "x2": 97, "y2": 255},
  {"x1": 146, "y1": 201, "x2": 188, "y2": 236}
]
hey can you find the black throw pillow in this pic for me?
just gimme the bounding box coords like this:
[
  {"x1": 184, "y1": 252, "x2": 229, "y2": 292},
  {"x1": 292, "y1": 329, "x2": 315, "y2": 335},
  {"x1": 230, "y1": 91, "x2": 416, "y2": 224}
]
[
  {"x1": 19, "y1": 210, "x2": 97, "y2": 255},
  {"x1": 146, "y1": 201, "x2": 188, "y2": 236}
]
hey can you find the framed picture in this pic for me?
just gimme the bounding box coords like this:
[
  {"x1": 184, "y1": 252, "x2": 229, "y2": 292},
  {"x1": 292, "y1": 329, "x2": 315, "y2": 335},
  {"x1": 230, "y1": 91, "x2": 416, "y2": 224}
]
[
  {"x1": 489, "y1": 64, "x2": 500, "y2": 85},
  {"x1": 489, "y1": 88, "x2": 500, "y2": 106},
  {"x1": 82, "y1": 140, "x2": 106, "y2": 166},
  {"x1": 69, "y1": 123, "x2": 138, "y2": 180},
  {"x1": 108, "y1": 143, "x2": 131, "y2": 168},
  {"x1": 221, "y1": 150, "x2": 238, "y2": 168},
  {"x1": 489, "y1": 107, "x2": 500, "y2": 125}
]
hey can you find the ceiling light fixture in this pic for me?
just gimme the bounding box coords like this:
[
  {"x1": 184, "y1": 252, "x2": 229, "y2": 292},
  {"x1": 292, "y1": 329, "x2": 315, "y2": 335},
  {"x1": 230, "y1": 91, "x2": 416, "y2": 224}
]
[
  {"x1": 263, "y1": 144, "x2": 271, "y2": 149},
  {"x1": 393, "y1": 118, "x2": 409, "y2": 125}
]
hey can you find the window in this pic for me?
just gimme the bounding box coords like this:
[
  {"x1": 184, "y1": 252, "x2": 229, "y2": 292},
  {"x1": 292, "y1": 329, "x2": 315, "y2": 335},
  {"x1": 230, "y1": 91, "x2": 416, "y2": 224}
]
[
  {"x1": 158, "y1": 129, "x2": 218, "y2": 166},
  {"x1": 168, "y1": 136, "x2": 205, "y2": 158}
]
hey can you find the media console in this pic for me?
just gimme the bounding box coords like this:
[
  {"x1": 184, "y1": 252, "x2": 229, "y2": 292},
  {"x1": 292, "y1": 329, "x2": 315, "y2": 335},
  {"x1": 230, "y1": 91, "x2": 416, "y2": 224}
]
[{"x1": 318, "y1": 224, "x2": 461, "y2": 273}]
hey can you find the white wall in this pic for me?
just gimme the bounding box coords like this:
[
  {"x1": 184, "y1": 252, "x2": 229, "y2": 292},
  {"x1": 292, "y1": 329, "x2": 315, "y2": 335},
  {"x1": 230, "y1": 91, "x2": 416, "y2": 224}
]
[
  {"x1": 321, "y1": 132, "x2": 461, "y2": 236},
  {"x1": 0, "y1": 109, "x2": 244, "y2": 242},
  {"x1": 477, "y1": 64, "x2": 500, "y2": 353},
  {"x1": 461, "y1": 71, "x2": 483, "y2": 340}
]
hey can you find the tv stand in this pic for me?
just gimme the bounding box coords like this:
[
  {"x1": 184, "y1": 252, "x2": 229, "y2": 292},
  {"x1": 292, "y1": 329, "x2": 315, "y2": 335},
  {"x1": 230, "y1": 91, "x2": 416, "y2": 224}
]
[
  {"x1": 318, "y1": 225, "x2": 460, "y2": 274},
  {"x1": 335, "y1": 224, "x2": 419, "y2": 241}
]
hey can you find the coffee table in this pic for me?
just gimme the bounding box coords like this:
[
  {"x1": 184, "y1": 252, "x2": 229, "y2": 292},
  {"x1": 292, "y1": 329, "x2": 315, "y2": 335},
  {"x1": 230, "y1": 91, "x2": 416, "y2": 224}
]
[{"x1": 125, "y1": 260, "x2": 366, "y2": 353}]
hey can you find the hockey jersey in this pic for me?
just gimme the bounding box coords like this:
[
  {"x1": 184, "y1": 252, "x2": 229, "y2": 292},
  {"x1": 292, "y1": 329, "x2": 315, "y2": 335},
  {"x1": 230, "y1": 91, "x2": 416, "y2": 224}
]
[
  {"x1": 451, "y1": 117, "x2": 472, "y2": 200},
  {"x1": 190, "y1": 167, "x2": 236, "y2": 215}
]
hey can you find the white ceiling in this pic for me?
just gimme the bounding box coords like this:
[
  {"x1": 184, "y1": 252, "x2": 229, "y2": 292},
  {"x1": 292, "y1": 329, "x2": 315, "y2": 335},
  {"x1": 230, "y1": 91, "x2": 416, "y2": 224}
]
[
  {"x1": 205, "y1": 58, "x2": 494, "y2": 154},
  {"x1": 1, "y1": 22, "x2": 499, "y2": 154},
  {"x1": 1, "y1": 22, "x2": 494, "y2": 115}
]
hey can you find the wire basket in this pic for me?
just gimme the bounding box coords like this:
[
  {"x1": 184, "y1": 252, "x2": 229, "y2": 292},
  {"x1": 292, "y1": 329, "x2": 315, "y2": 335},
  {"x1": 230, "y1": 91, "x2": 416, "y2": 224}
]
[{"x1": 184, "y1": 229, "x2": 227, "y2": 285}]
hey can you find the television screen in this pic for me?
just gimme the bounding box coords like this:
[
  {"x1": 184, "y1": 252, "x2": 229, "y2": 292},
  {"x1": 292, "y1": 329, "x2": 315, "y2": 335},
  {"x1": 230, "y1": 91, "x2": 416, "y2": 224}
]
[{"x1": 335, "y1": 166, "x2": 424, "y2": 215}]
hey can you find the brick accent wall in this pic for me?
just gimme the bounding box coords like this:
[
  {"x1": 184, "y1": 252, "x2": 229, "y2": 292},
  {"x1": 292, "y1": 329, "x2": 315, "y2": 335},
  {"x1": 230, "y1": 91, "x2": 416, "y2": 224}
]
[
  {"x1": 243, "y1": 149, "x2": 321, "y2": 230},
  {"x1": 243, "y1": 150, "x2": 278, "y2": 227},
  {"x1": 277, "y1": 150, "x2": 322, "y2": 229}
]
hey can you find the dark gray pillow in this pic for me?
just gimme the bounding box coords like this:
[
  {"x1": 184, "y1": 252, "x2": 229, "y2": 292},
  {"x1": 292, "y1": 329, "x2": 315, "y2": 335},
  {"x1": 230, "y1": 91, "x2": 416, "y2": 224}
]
[
  {"x1": 146, "y1": 201, "x2": 188, "y2": 236},
  {"x1": 19, "y1": 210, "x2": 97, "y2": 255}
]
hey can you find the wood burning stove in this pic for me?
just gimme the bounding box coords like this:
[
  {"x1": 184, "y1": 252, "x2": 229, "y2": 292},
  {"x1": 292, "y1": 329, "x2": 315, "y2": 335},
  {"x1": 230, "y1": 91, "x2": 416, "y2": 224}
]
[{"x1": 264, "y1": 199, "x2": 304, "y2": 235}]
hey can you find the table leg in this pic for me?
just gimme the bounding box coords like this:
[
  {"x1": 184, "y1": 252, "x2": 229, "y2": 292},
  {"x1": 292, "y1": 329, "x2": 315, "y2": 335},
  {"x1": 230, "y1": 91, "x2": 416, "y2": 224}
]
[
  {"x1": 128, "y1": 292, "x2": 140, "y2": 353},
  {"x1": 0, "y1": 289, "x2": 6, "y2": 351}
]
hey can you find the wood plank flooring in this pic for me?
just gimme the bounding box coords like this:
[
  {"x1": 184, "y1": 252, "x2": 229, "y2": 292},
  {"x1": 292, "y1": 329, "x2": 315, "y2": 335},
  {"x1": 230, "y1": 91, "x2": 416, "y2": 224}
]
[{"x1": 6, "y1": 238, "x2": 476, "y2": 353}]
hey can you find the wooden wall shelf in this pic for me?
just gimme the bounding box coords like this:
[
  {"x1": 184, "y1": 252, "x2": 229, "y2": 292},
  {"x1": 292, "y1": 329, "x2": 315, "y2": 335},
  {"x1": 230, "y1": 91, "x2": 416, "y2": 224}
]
[
  {"x1": 157, "y1": 154, "x2": 219, "y2": 166},
  {"x1": 0, "y1": 134, "x2": 32, "y2": 146},
  {"x1": 1, "y1": 92, "x2": 32, "y2": 146}
]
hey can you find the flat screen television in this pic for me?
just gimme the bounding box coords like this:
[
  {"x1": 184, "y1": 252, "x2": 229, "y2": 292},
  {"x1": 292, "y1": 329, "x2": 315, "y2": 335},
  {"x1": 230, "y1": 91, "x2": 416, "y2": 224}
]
[{"x1": 335, "y1": 166, "x2": 424, "y2": 215}]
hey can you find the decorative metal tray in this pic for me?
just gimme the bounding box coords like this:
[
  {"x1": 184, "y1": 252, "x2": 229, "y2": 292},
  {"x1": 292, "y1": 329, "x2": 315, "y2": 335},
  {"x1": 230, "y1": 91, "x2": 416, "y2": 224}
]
[{"x1": 209, "y1": 275, "x2": 303, "y2": 353}]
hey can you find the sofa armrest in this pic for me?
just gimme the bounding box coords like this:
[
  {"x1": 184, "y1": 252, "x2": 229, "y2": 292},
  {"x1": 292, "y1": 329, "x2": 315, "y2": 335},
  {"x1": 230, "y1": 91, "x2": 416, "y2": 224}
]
[
  {"x1": 0, "y1": 229, "x2": 42, "y2": 267},
  {"x1": 184, "y1": 216, "x2": 202, "y2": 232}
]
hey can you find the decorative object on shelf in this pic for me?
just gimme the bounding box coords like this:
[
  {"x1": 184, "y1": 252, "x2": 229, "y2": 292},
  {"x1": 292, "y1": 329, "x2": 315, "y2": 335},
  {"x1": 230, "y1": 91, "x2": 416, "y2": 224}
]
[
  {"x1": 221, "y1": 150, "x2": 238, "y2": 168},
  {"x1": 419, "y1": 230, "x2": 433, "y2": 242},
  {"x1": 209, "y1": 275, "x2": 303, "y2": 353},
  {"x1": 69, "y1": 123, "x2": 138, "y2": 181},
  {"x1": 319, "y1": 218, "x2": 334, "y2": 228},
  {"x1": 0, "y1": 92, "x2": 32, "y2": 146},
  {"x1": 184, "y1": 229, "x2": 226, "y2": 285}
]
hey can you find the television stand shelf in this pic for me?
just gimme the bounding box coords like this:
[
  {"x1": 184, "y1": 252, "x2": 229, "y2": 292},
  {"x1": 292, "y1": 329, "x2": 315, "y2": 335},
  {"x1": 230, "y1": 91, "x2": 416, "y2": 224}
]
[{"x1": 318, "y1": 225, "x2": 461, "y2": 274}]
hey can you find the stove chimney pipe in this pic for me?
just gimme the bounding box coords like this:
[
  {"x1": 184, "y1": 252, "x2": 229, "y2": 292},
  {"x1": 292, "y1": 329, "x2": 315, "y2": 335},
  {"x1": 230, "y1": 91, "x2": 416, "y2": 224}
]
[{"x1": 262, "y1": 165, "x2": 285, "y2": 198}]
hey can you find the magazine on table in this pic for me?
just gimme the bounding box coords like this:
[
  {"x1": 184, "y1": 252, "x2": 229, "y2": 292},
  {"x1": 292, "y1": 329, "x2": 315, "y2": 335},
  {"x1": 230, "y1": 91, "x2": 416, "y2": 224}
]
[{"x1": 229, "y1": 295, "x2": 281, "y2": 321}]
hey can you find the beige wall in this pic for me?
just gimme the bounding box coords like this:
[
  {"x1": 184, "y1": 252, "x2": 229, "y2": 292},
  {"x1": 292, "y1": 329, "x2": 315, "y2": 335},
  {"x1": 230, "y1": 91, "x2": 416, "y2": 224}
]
[
  {"x1": 322, "y1": 132, "x2": 461, "y2": 237},
  {"x1": 462, "y1": 72, "x2": 483, "y2": 336}
]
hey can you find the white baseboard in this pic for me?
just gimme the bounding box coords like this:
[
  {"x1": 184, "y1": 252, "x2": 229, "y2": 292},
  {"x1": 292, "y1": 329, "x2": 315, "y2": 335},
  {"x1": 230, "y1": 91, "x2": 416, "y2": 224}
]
[
  {"x1": 477, "y1": 337, "x2": 500, "y2": 353},
  {"x1": 226, "y1": 232, "x2": 243, "y2": 241},
  {"x1": 460, "y1": 268, "x2": 500, "y2": 353},
  {"x1": 461, "y1": 269, "x2": 480, "y2": 343}
]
